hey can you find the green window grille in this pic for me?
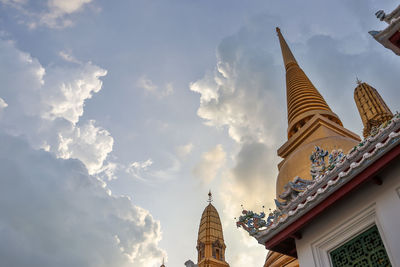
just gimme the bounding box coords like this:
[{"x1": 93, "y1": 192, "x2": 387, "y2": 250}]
[{"x1": 330, "y1": 225, "x2": 391, "y2": 267}]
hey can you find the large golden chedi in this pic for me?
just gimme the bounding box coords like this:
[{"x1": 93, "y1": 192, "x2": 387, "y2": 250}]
[
  {"x1": 197, "y1": 192, "x2": 229, "y2": 267},
  {"x1": 274, "y1": 28, "x2": 360, "y2": 199},
  {"x1": 265, "y1": 28, "x2": 362, "y2": 267}
]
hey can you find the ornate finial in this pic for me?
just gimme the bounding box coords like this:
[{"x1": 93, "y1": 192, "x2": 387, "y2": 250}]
[
  {"x1": 276, "y1": 27, "x2": 281, "y2": 34},
  {"x1": 207, "y1": 190, "x2": 213, "y2": 203},
  {"x1": 356, "y1": 77, "x2": 362, "y2": 85}
]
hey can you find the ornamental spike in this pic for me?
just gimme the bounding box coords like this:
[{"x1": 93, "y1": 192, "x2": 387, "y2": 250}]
[{"x1": 207, "y1": 190, "x2": 213, "y2": 203}]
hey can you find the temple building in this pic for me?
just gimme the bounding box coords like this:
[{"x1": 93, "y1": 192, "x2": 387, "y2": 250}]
[
  {"x1": 369, "y1": 4, "x2": 400, "y2": 55},
  {"x1": 237, "y1": 27, "x2": 400, "y2": 267},
  {"x1": 186, "y1": 192, "x2": 230, "y2": 267}
]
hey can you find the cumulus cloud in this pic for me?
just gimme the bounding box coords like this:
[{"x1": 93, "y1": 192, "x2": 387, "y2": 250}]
[
  {"x1": 189, "y1": 34, "x2": 282, "y2": 145},
  {"x1": 190, "y1": 14, "x2": 284, "y2": 212},
  {"x1": 42, "y1": 63, "x2": 107, "y2": 124},
  {"x1": 193, "y1": 144, "x2": 226, "y2": 184},
  {"x1": 176, "y1": 142, "x2": 194, "y2": 158},
  {"x1": 1, "y1": 0, "x2": 94, "y2": 28},
  {"x1": 0, "y1": 36, "x2": 166, "y2": 267},
  {"x1": 57, "y1": 120, "x2": 114, "y2": 174},
  {"x1": 0, "y1": 133, "x2": 165, "y2": 267},
  {"x1": 0, "y1": 38, "x2": 111, "y2": 175},
  {"x1": 96, "y1": 160, "x2": 119, "y2": 181}
]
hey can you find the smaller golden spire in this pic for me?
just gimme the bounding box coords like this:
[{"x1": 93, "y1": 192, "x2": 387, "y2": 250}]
[
  {"x1": 197, "y1": 192, "x2": 229, "y2": 267},
  {"x1": 354, "y1": 81, "x2": 393, "y2": 138}
]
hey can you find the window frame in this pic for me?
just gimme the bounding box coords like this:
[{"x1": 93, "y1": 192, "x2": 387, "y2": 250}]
[{"x1": 310, "y1": 203, "x2": 393, "y2": 267}]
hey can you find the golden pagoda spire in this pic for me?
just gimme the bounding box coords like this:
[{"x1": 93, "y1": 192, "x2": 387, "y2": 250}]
[
  {"x1": 274, "y1": 27, "x2": 360, "y2": 198},
  {"x1": 197, "y1": 192, "x2": 229, "y2": 267},
  {"x1": 354, "y1": 80, "x2": 393, "y2": 138},
  {"x1": 276, "y1": 27, "x2": 343, "y2": 138},
  {"x1": 265, "y1": 28, "x2": 361, "y2": 267}
]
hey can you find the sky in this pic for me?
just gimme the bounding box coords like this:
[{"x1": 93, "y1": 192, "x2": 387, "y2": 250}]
[{"x1": 0, "y1": 0, "x2": 400, "y2": 266}]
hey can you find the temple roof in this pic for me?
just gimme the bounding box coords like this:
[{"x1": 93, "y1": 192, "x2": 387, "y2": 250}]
[{"x1": 255, "y1": 112, "x2": 400, "y2": 251}]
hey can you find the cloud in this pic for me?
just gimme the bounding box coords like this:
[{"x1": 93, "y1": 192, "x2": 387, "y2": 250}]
[
  {"x1": 1, "y1": 0, "x2": 94, "y2": 29},
  {"x1": 125, "y1": 154, "x2": 182, "y2": 182},
  {"x1": 190, "y1": 14, "x2": 284, "y2": 209},
  {"x1": 0, "y1": 38, "x2": 111, "y2": 175},
  {"x1": 136, "y1": 75, "x2": 174, "y2": 98},
  {"x1": 193, "y1": 144, "x2": 226, "y2": 184},
  {"x1": 137, "y1": 75, "x2": 158, "y2": 93},
  {"x1": 96, "y1": 160, "x2": 119, "y2": 181},
  {"x1": 0, "y1": 133, "x2": 165, "y2": 267},
  {"x1": 59, "y1": 50, "x2": 82, "y2": 64},
  {"x1": 57, "y1": 120, "x2": 114, "y2": 174},
  {"x1": 130, "y1": 159, "x2": 153, "y2": 170},
  {"x1": 41, "y1": 0, "x2": 93, "y2": 28},
  {"x1": 189, "y1": 32, "x2": 282, "y2": 145},
  {"x1": 0, "y1": 36, "x2": 166, "y2": 267},
  {"x1": 48, "y1": 0, "x2": 91, "y2": 14},
  {"x1": 127, "y1": 159, "x2": 154, "y2": 181},
  {"x1": 40, "y1": 62, "x2": 107, "y2": 124},
  {"x1": 165, "y1": 82, "x2": 174, "y2": 96},
  {"x1": 176, "y1": 142, "x2": 194, "y2": 158},
  {"x1": 0, "y1": 97, "x2": 7, "y2": 110},
  {"x1": 227, "y1": 142, "x2": 277, "y2": 209}
]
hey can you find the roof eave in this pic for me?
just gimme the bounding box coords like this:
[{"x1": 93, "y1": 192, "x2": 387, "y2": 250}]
[{"x1": 257, "y1": 138, "x2": 400, "y2": 257}]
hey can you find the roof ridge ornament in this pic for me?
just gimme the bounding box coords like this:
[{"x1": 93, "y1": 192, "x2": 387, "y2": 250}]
[{"x1": 236, "y1": 206, "x2": 277, "y2": 236}]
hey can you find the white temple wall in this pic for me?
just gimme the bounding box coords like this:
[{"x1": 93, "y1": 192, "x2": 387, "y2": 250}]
[{"x1": 295, "y1": 157, "x2": 400, "y2": 267}]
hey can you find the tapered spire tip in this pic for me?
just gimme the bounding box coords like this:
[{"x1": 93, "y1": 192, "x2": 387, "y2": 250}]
[{"x1": 276, "y1": 27, "x2": 342, "y2": 138}]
